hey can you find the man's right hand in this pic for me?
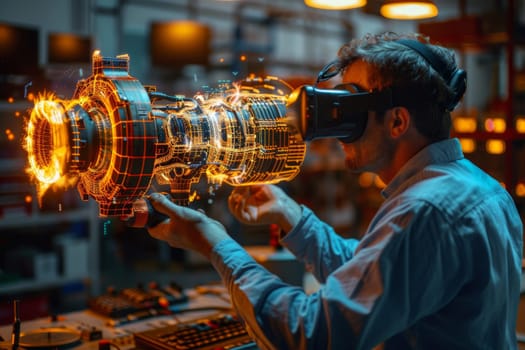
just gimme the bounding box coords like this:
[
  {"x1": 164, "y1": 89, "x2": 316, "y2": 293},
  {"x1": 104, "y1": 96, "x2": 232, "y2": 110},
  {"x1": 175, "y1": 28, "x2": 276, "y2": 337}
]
[{"x1": 228, "y1": 184, "x2": 302, "y2": 233}]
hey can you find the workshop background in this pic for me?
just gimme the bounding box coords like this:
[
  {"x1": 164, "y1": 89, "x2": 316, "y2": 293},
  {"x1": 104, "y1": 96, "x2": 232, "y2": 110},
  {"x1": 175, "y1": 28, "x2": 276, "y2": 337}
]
[{"x1": 0, "y1": 0, "x2": 523, "y2": 339}]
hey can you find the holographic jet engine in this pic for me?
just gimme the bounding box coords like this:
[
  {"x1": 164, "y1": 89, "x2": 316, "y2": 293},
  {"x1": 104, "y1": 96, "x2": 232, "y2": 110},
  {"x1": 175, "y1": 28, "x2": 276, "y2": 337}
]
[{"x1": 25, "y1": 52, "x2": 306, "y2": 219}]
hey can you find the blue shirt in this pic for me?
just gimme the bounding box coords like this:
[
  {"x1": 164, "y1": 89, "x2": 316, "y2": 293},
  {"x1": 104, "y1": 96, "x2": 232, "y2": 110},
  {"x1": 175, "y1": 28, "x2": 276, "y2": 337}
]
[{"x1": 210, "y1": 138, "x2": 523, "y2": 349}]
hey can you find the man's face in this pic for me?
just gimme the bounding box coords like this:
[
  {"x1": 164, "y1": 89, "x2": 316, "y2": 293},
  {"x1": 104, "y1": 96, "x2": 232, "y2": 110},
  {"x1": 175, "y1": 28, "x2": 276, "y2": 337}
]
[{"x1": 339, "y1": 60, "x2": 394, "y2": 174}]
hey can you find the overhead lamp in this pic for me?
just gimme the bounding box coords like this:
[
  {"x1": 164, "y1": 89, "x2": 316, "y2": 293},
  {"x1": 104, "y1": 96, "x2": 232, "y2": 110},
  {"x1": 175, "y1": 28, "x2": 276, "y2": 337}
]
[
  {"x1": 305, "y1": 0, "x2": 367, "y2": 10},
  {"x1": 380, "y1": 0, "x2": 438, "y2": 20}
]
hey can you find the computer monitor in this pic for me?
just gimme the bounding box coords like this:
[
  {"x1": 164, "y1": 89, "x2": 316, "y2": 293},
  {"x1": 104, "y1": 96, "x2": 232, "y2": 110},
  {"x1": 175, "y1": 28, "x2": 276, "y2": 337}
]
[
  {"x1": 150, "y1": 21, "x2": 211, "y2": 69},
  {"x1": 0, "y1": 22, "x2": 39, "y2": 75},
  {"x1": 48, "y1": 33, "x2": 92, "y2": 64}
]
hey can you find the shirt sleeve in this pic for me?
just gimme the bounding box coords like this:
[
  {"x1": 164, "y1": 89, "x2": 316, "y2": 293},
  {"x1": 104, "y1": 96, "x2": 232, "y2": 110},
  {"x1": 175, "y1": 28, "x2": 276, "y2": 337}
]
[
  {"x1": 280, "y1": 205, "x2": 360, "y2": 283},
  {"x1": 210, "y1": 200, "x2": 471, "y2": 350}
]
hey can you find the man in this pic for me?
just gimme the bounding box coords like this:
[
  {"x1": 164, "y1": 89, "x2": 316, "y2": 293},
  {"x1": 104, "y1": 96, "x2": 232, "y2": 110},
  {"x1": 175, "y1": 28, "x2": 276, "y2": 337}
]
[{"x1": 147, "y1": 32, "x2": 523, "y2": 349}]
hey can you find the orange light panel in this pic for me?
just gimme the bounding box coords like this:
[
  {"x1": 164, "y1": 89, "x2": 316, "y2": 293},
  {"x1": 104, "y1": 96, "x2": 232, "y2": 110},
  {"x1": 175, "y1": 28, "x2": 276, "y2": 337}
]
[
  {"x1": 515, "y1": 117, "x2": 525, "y2": 133},
  {"x1": 453, "y1": 117, "x2": 477, "y2": 133},
  {"x1": 459, "y1": 138, "x2": 476, "y2": 153},
  {"x1": 515, "y1": 183, "x2": 525, "y2": 197},
  {"x1": 485, "y1": 139, "x2": 505, "y2": 154},
  {"x1": 484, "y1": 118, "x2": 506, "y2": 133}
]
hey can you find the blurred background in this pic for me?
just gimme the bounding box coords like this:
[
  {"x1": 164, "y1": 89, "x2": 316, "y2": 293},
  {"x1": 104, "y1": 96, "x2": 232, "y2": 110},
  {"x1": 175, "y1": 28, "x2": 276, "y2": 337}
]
[{"x1": 0, "y1": 0, "x2": 523, "y2": 336}]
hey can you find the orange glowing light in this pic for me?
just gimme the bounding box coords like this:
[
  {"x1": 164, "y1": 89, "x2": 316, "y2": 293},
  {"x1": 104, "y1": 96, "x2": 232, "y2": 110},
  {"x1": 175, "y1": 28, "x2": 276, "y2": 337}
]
[
  {"x1": 25, "y1": 95, "x2": 74, "y2": 200},
  {"x1": 5, "y1": 129, "x2": 14, "y2": 141},
  {"x1": 7, "y1": 97, "x2": 14, "y2": 103},
  {"x1": 516, "y1": 183, "x2": 525, "y2": 197},
  {"x1": 484, "y1": 118, "x2": 506, "y2": 133},
  {"x1": 516, "y1": 117, "x2": 525, "y2": 133},
  {"x1": 188, "y1": 191, "x2": 198, "y2": 203},
  {"x1": 459, "y1": 138, "x2": 476, "y2": 153},
  {"x1": 25, "y1": 195, "x2": 32, "y2": 203},
  {"x1": 305, "y1": 0, "x2": 366, "y2": 10},
  {"x1": 358, "y1": 172, "x2": 375, "y2": 188},
  {"x1": 374, "y1": 176, "x2": 386, "y2": 189},
  {"x1": 240, "y1": 55, "x2": 247, "y2": 61},
  {"x1": 380, "y1": 0, "x2": 438, "y2": 20},
  {"x1": 453, "y1": 117, "x2": 477, "y2": 133},
  {"x1": 485, "y1": 139, "x2": 505, "y2": 154}
]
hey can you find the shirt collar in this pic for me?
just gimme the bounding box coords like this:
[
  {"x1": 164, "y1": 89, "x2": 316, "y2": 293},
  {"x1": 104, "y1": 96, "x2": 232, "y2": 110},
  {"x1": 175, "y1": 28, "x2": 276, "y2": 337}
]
[{"x1": 381, "y1": 138, "x2": 465, "y2": 199}]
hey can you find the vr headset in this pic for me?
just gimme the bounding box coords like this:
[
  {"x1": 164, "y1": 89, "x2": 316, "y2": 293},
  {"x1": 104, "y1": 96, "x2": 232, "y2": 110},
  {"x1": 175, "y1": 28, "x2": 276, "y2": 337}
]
[
  {"x1": 286, "y1": 39, "x2": 467, "y2": 143},
  {"x1": 287, "y1": 83, "x2": 393, "y2": 143}
]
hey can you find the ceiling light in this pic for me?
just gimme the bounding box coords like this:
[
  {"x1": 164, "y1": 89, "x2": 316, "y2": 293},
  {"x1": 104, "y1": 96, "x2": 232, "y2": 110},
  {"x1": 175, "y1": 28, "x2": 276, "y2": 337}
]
[
  {"x1": 305, "y1": 0, "x2": 367, "y2": 10},
  {"x1": 380, "y1": 0, "x2": 438, "y2": 20}
]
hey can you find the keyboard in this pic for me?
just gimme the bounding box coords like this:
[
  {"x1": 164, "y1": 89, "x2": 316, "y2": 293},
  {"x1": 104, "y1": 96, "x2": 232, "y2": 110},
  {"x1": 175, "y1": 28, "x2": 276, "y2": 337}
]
[{"x1": 133, "y1": 313, "x2": 257, "y2": 350}]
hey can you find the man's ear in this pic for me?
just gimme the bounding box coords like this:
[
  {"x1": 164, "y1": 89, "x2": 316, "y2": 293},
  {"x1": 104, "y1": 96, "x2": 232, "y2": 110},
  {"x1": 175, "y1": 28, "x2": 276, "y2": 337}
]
[{"x1": 389, "y1": 107, "x2": 410, "y2": 138}]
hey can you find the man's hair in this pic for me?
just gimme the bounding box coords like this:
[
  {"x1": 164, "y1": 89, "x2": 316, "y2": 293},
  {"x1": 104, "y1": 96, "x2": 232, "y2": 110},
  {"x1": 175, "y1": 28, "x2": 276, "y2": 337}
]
[{"x1": 336, "y1": 32, "x2": 463, "y2": 141}]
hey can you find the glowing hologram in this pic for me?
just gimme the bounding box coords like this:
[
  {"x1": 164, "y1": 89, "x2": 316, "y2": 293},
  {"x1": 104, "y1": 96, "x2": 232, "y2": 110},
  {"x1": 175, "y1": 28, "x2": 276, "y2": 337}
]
[{"x1": 25, "y1": 52, "x2": 306, "y2": 217}]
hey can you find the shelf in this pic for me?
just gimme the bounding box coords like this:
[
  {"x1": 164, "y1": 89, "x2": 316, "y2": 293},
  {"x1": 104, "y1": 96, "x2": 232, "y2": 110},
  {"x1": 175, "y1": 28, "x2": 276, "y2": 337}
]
[
  {"x1": 0, "y1": 101, "x2": 31, "y2": 110},
  {"x1": 0, "y1": 200, "x2": 101, "y2": 296},
  {"x1": 0, "y1": 158, "x2": 25, "y2": 170},
  {"x1": 0, "y1": 207, "x2": 96, "y2": 230},
  {"x1": 0, "y1": 276, "x2": 88, "y2": 295},
  {"x1": 0, "y1": 90, "x2": 102, "y2": 300}
]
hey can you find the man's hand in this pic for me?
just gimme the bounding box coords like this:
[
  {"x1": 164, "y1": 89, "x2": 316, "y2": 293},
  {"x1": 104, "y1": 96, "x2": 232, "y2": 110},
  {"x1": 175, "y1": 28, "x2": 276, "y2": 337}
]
[
  {"x1": 228, "y1": 184, "x2": 302, "y2": 233},
  {"x1": 146, "y1": 193, "x2": 230, "y2": 259}
]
